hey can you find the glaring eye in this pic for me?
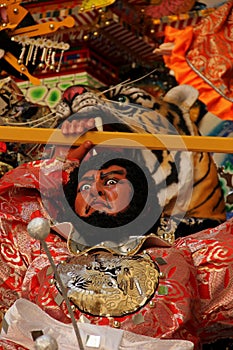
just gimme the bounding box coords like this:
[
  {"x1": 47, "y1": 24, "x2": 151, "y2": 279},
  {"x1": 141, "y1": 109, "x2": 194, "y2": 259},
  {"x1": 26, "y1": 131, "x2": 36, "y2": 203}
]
[
  {"x1": 106, "y1": 179, "x2": 118, "y2": 186},
  {"x1": 80, "y1": 183, "x2": 91, "y2": 191},
  {"x1": 117, "y1": 95, "x2": 128, "y2": 103}
]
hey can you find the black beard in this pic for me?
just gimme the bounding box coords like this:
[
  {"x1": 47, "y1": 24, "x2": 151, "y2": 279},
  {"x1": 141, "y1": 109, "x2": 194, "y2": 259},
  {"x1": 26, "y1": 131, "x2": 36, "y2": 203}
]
[
  {"x1": 72, "y1": 204, "x2": 160, "y2": 247},
  {"x1": 74, "y1": 209, "x2": 138, "y2": 245},
  {"x1": 80, "y1": 209, "x2": 136, "y2": 228}
]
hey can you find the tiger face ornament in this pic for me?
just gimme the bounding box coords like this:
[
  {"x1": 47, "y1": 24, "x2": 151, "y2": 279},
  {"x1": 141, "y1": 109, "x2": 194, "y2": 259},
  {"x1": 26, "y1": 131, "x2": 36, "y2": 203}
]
[{"x1": 55, "y1": 83, "x2": 226, "y2": 240}]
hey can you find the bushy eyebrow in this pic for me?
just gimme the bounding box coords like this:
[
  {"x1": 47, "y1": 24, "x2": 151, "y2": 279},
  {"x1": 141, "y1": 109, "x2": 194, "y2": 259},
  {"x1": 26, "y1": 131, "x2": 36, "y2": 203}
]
[
  {"x1": 78, "y1": 169, "x2": 125, "y2": 184},
  {"x1": 79, "y1": 175, "x2": 95, "y2": 184},
  {"x1": 100, "y1": 170, "x2": 125, "y2": 179}
]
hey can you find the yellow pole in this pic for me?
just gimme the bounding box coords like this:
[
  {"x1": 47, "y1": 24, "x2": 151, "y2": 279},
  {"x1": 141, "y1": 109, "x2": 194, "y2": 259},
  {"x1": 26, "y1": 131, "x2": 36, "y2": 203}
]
[{"x1": 0, "y1": 126, "x2": 232, "y2": 153}]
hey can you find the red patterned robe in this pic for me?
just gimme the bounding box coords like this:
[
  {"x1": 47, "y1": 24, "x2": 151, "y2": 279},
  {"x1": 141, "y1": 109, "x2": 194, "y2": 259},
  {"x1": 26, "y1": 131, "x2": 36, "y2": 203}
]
[{"x1": 0, "y1": 160, "x2": 233, "y2": 350}]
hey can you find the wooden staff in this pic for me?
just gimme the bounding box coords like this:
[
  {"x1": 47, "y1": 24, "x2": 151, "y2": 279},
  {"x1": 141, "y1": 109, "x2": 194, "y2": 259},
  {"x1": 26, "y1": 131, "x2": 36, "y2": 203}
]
[{"x1": 0, "y1": 126, "x2": 233, "y2": 153}]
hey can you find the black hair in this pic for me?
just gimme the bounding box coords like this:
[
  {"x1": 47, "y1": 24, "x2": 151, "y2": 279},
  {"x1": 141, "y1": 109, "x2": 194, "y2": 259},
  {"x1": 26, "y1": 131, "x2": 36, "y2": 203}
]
[
  {"x1": 62, "y1": 151, "x2": 161, "y2": 243},
  {"x1": 64, "y1": 153, "x2": 148, "y2": 216}
]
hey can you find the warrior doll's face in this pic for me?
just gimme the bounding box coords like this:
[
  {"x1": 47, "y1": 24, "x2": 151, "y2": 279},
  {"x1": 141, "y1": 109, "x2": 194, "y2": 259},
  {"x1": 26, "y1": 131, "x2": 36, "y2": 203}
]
[
  {"x1": 75, "y1": 164, "x2": 133, "y2": 218},
  {"x1": 63, "y1": 154, "x2": 161, "y2": 241}
]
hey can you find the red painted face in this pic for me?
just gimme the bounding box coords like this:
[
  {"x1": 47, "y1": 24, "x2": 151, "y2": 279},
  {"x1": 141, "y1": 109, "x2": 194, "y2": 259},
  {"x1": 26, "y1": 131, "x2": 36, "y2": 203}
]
[{"x1": 75, "y1": 165, "x2": 133, "y2": 217}]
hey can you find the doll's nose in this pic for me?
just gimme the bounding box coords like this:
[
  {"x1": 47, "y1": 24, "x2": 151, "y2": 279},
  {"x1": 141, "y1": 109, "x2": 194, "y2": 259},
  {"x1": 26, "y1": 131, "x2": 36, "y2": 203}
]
[{"x1": 90, "y1": 182, "x2": 104, "y2": 197}]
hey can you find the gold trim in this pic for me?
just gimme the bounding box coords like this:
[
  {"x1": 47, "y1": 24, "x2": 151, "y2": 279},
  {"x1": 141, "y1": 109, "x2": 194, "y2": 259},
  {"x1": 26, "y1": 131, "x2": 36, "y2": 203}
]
[{"x1": 68, "y1": 232, "x2": 171, "y2": 257}]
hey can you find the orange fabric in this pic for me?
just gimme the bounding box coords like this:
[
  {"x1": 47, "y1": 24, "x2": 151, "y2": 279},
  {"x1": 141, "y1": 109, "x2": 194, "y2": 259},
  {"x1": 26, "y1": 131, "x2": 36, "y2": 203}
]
[{"x1": 163, "y1": 24, "x2": 233, "y2": 121}]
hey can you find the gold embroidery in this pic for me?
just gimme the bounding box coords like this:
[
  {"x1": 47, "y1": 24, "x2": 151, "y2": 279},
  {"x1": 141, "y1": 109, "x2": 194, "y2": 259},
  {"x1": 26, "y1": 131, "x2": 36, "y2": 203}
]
[{"x1": 56, "y1": 251, "x2": 159, "y2": 317}]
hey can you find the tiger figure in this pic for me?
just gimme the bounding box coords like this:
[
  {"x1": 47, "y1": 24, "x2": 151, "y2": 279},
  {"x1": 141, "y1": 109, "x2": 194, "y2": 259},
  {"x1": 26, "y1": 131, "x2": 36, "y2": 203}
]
[{"x1": 56, "y1": 83, "x2": 226, "y2": 241}]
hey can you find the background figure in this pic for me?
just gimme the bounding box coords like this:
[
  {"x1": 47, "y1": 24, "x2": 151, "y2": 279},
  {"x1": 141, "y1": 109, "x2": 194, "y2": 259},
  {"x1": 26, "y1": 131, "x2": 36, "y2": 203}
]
[{"x1": 159, "y1": 1, "x2": 233, "y2": 121}]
